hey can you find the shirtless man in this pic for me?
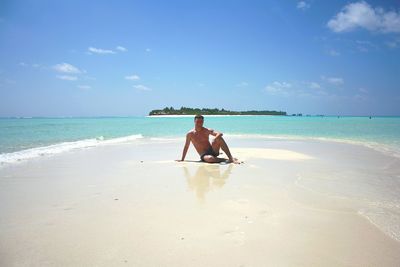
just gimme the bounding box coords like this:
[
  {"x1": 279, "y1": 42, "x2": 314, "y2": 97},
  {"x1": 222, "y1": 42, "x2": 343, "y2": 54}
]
[{"x1": 176, "y1": 115, "x2": 240, "y2": 164}]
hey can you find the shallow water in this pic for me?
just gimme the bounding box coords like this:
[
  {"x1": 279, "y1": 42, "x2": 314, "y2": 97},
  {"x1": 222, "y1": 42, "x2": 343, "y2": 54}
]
[{"x1": 1, "y1": 116, "x2": 400, "y2": 164}]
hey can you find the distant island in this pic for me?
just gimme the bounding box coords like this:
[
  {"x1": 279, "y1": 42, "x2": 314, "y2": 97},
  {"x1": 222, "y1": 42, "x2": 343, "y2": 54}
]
[{"x1": 149, "y1": 107, "x2": 287, "y2": 116}]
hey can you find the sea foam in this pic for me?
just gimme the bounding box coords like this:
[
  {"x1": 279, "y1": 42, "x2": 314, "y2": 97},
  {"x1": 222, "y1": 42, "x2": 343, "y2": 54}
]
[{"x1": 0, "y1": 134, "x2": 143, "y2": 165}]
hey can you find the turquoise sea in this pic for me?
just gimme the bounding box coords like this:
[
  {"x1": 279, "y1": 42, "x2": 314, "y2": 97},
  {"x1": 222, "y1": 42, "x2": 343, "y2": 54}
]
[{"x1": 1, "y1": 116, "x2": 400, "y2": 164}]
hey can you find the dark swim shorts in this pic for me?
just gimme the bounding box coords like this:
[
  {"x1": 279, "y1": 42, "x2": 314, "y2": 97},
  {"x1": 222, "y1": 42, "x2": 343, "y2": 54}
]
[{"x1": 200, "y1": 147, "x2": 219, "y2": 162}]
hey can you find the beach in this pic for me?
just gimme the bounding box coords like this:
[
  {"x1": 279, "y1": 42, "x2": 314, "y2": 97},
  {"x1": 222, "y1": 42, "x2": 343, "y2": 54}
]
[
  {"x1": 1, "y1": 136, "x2": 400, "y2": 266},
  {"x1": 2, "y1": 0, "x2": 400, "y2": 265}
]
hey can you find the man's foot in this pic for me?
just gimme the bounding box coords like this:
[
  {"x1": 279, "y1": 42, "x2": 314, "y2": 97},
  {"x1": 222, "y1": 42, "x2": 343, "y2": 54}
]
[{"x1": 228, "y1": 157, "x2": 242, "y2": 164}]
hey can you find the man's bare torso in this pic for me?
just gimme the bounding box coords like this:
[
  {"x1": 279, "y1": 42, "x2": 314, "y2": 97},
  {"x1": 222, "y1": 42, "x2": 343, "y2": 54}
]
[{"x1": 188, "y1": 127, "x2": 213, "y2": 155}]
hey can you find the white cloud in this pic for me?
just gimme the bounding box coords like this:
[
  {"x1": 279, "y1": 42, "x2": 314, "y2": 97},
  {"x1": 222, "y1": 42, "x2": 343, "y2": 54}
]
[
  {"x1": 265, "y1": 80, "x2": 330, "y2": 98},
  {"x1": 297, "y1": 1, "x2": 310, "y2": 11},
  {"x1": 78, "y1": 85, "x2": 91, "y2": 90},
  {"x1": 53, "y1": 63, "x2": 81, "y2": 74},
  {"x1": 327, "y1": 1, "x2": 400, "y2": 33},
  {"x1": 145, "y1": 48, "x2": 151, "y2": 52},
  {"x1": 328, "y1": 77, "x2": 344, "y2": 85},
  {"x1": 309, "y1": 82, "x2": 321, "y2": 89},
  {"x1": 328, "y1": 49, "x2": 340, "y2": 56},
  {"x1": 352, "y1": 88, "x2": 370, "y2": 101},
  {"x1": 88, "y1": 47, "x2": 116, "y2": 54},
  {"x1": 322, "y1": 76, "x2": 344, "y2": 85},
  {"x1": 19, "y1": 62, "x2": 43, "y2": 69},
  {"x1": 272, "y1": 81, "x2": 291, "y2": 88},
  {"x1": 133, "y1": 84, "x2": 151, "y2": 91},
  {"x1": 386, "y1": 41, "x2": 398, "y2": 48},
  {"x1": 125, "y1": 74, "x2": 140, "y2": 80},
  {"x1": 386, "y1": 38, "x2": 400, "y2": 48},
  {"x1": 265, "y1": 81, "x2": 292, "y2": 95},
  {"x1": 356, "y1": 40, "x2": 375, "y2": 46},
  {"x1": 57, "y1": 75, "x2": 78, "y2": 81},
  {"x1": 116, "y1": 46, "x2": 127, "y2": 52},
  {"x1": 355, "y1": 40, "x2": 377, "y2": 52},
  {"x1": 236, "y1": 81, "x2": 249, "y2": 87},
  {"x1": 354, "y1": 94, "x2": 368, "y2": 101},
  {"x1": 0, "y1": 78, "x2": 16, "y2": 85},
  {"x1": 357, "y1": 46, "x2": 369, "y2": 52}
]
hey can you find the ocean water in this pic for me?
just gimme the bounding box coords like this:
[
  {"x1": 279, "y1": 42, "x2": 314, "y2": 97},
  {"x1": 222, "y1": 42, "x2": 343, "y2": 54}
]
[{"x1": 0, "y1": 116, "x2": 400, "y2": 164}]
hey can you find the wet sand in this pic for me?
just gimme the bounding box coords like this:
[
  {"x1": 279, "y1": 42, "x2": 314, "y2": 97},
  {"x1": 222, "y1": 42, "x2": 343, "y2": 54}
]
[{"x1": 1, "y1": 137, "x2": 400, "y2": 266}]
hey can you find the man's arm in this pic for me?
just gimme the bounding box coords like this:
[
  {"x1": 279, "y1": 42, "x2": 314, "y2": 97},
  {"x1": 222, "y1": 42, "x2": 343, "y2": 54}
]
[
  {"x1": 209, "y1": 129, "x2": 223, "y2": 139},
  {"x1": 177, "y1": 133, "x2": 191, "y2": 161}
]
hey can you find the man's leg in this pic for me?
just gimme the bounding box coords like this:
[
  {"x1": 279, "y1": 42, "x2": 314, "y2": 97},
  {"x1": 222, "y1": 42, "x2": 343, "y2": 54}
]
[
  {"x1": 211, "y1": 136, "x2": 238, "y2": 163},
  {"x1": 202, "y1": 155, "x2": 226, "y2": 163}
]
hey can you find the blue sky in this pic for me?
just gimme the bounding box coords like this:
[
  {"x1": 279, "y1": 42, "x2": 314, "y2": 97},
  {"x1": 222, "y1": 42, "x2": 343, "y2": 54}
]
[{"x1": 0, "y1": 0, "x2": 399, "y2": 116}]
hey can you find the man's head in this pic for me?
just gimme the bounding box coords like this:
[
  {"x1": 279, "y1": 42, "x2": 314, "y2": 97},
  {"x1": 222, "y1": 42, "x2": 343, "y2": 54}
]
[{"x1": 194, "y1": 114, "x2": 204, "y2": 127}]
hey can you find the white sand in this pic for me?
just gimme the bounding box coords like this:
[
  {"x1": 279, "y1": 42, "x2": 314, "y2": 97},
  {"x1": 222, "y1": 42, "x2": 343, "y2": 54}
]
[{"x1": 0, "y1": 137, "x2": 400, "y2": 266}]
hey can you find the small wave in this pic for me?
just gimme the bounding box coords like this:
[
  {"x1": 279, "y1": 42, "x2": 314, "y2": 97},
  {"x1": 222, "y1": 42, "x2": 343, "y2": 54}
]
[
  {"x1": 101, "y1": 134, "x2": 143, "y2": 144},
  {"x1": 149, "y1": 137, "x2": 182, "y2": 142},
  {"x1": 358, "y1": 203, "x2": 400, "y2": 242},
  {"x1": 0, "y1": 134, "x2": 143, "y2": 165}
]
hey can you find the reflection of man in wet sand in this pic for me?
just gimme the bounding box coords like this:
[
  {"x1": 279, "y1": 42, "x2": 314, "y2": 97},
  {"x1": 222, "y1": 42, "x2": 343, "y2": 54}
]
[
  {"x1": 183, "y1": 164, "x2": 233, "y2": 201},
  {"x1": 176, "y1": 115, "x2": 241, "y2": 164}
]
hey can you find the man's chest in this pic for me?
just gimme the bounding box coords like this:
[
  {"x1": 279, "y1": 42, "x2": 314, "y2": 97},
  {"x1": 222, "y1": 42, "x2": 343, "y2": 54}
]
[{"x1": 192, "y1": 132, "x2": 210, "y2": 143}]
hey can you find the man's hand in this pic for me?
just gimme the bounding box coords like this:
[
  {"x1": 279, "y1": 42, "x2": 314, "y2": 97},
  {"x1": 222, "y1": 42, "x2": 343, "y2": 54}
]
[
  {"x1": 215, "y1": 133, "x2": 223, "y2": 139},
  {"x1": 210, "y1": 129, "x2": 223, "y2": 139},
  {"x1": 228, "y1": 158, "x2": 242, "y2": 164}
]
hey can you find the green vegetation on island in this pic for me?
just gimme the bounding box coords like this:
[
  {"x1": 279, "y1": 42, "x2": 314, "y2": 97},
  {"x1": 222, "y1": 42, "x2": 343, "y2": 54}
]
[{"x1": 149, "y1": 107, "x2": 287, "y2": 116}]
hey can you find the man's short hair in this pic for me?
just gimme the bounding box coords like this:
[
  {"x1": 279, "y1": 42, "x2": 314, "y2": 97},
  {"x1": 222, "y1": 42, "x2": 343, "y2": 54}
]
[{"x1": 194, "y1": 114, "x2": 204, "y2": 120}]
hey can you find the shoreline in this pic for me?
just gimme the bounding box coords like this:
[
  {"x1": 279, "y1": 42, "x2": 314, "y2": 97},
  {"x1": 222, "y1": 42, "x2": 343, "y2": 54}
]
[
  {"x1": 1, "y1": 137, "x2": 400, "y2": 266},
  {"x1": 1, "y1": 133, "x2": 400, "y2": 166}
]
